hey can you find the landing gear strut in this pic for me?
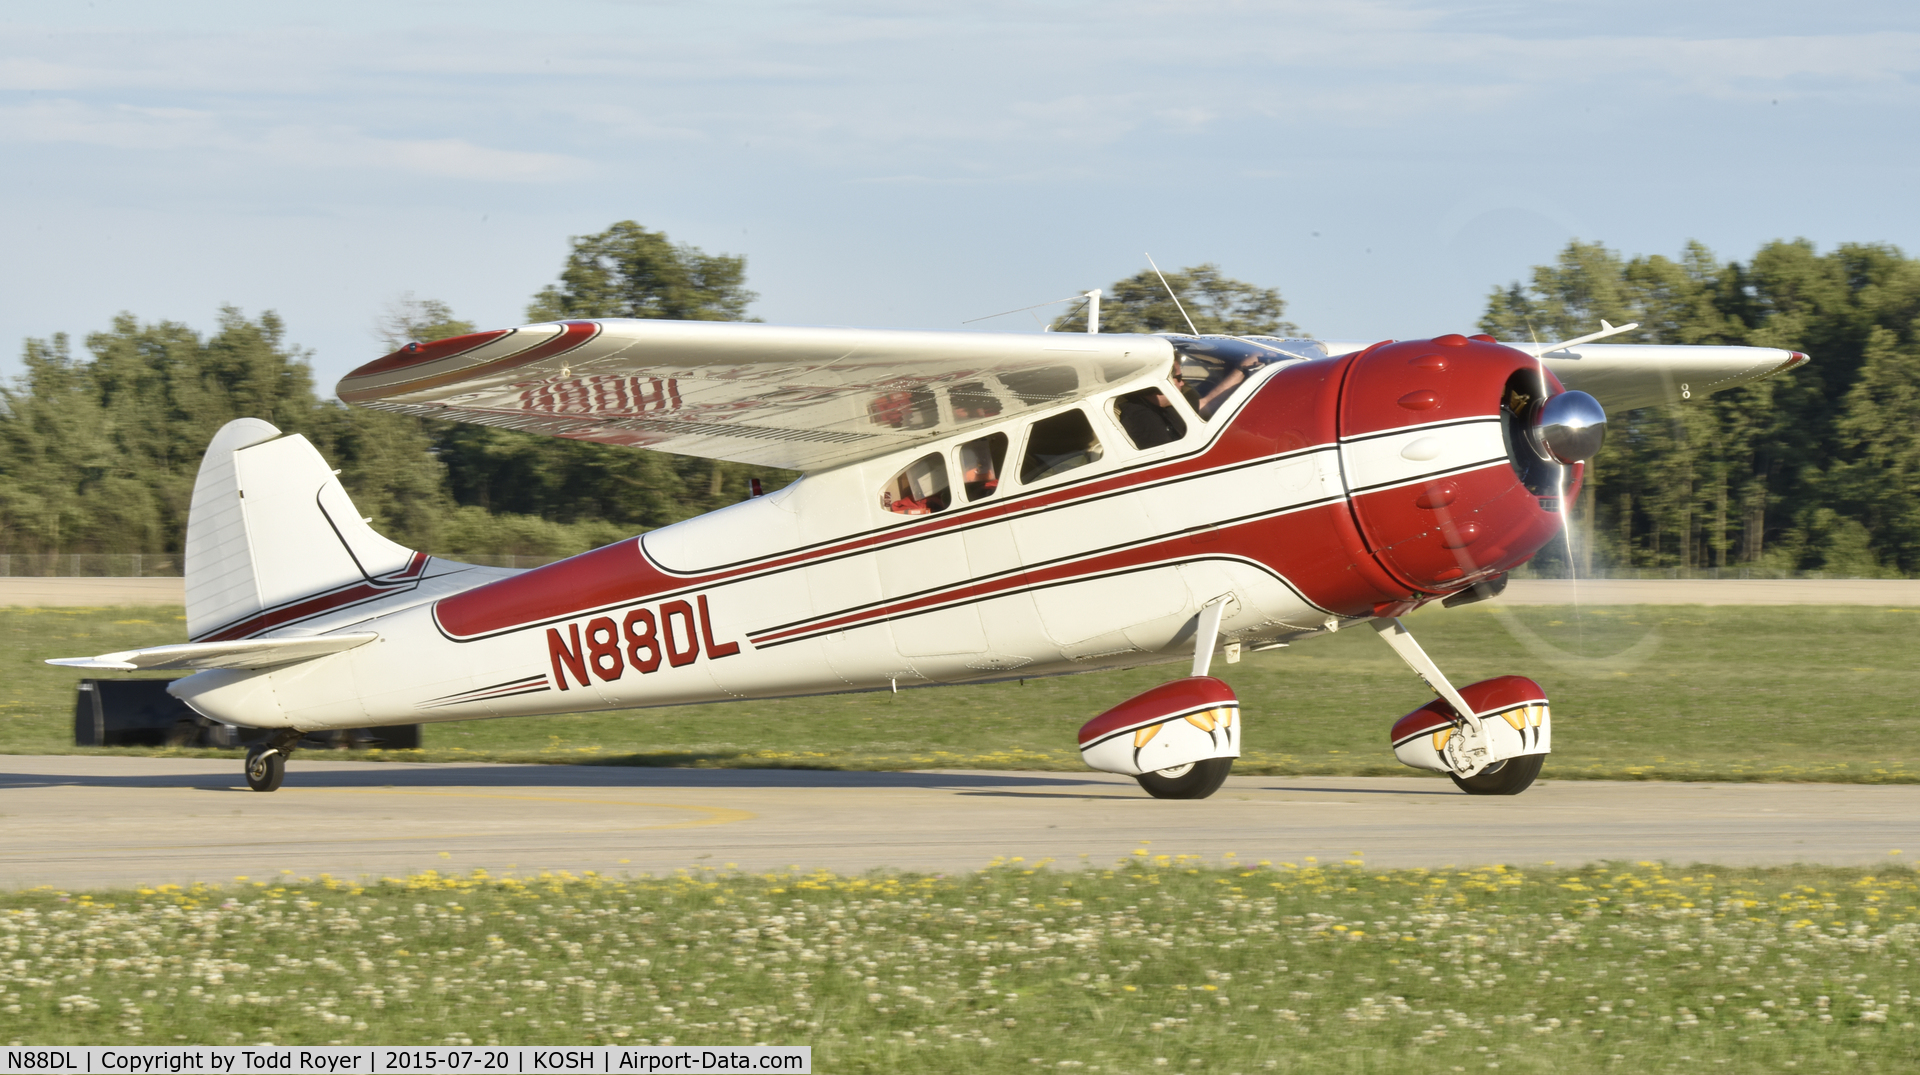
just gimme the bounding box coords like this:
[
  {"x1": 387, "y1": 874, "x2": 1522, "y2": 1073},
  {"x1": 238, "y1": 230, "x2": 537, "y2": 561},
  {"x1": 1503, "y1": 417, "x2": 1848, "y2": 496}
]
[
  {"x1": 244, "y1": 730, "x2": 303, "y2": 793},
  {"x1": 1371, "y1": 617, "x2": 1552, "y2": 793},
  {"x1": 1132, "y1": 598, "x2": 1236, "y2": 800}
]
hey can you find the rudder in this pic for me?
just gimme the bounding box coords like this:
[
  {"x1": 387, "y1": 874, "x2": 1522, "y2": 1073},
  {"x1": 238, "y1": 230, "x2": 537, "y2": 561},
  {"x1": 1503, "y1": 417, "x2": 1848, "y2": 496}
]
[{"x1": 185, "y1": 419, "x2": 420, "y2": 641}]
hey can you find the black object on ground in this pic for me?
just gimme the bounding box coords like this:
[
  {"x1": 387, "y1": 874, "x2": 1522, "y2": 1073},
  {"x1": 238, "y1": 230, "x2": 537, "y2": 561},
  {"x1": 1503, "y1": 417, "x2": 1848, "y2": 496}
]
[{"x1": 73, "y1": 679, "x2": 420, "y2": 749}]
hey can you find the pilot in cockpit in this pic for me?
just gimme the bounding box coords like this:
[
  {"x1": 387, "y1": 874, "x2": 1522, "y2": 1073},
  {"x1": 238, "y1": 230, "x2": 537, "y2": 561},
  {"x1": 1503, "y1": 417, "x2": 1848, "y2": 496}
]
[{"x1": 1188, "y1": 354, "x2": 1266, "y2": 419}]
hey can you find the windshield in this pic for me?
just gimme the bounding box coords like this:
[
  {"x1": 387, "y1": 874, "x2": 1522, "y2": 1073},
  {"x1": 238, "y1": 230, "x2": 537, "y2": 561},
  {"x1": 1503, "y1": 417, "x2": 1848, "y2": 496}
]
[{"x1": 1161, "y1": 335, "x2": 1317, "y2": 419}]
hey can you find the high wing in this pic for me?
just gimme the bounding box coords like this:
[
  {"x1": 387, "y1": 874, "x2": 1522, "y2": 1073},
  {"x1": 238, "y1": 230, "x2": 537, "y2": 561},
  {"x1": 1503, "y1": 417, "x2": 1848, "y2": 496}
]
[
  {"x1": 338, "y1": 319, "x2": 1176, "y2": 472},
  {"x1": 46, "y1": 633, "x2": 379, "y2": 672},
  {"x1": 1322, "y1": 339, "x2": 1809, "y2": 413},
  {"x1": 336, "y1": 320, "x2": 1806, "y2": 470}
]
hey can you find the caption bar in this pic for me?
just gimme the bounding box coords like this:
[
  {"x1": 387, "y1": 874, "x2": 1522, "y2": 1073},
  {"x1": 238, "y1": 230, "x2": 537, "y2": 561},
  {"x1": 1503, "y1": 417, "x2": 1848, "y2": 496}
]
[{"x1": 0, "y1": 1048, "x2": 810, "y2": 1075}]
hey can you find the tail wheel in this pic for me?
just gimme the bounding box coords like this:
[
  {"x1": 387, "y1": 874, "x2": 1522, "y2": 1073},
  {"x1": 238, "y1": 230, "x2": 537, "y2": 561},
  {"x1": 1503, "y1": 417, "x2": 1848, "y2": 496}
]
[
  {"x1": 1135, "y1": 757, "x2": 1233, "y2": 800},
  {"x1": 245, "y1": 746, "x2": 285, "y2": 793},
  {"x1": 1449, "y1": 753, "x2": 1543, "y2": 796}
]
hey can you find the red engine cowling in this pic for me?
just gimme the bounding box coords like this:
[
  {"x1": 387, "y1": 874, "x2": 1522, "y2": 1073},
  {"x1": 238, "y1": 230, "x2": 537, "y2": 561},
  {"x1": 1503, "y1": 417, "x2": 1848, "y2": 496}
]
[
  {"x1": 1339, "y1": 334, "x2": 1578, "y2": 600},
  {"x1": 1235, "y1": 334, "x2": 1583, "y2": 617}
]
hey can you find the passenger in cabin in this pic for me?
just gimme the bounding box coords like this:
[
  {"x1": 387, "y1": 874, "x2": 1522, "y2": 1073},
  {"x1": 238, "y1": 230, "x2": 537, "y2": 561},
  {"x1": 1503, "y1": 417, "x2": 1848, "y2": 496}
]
[{"x1": 1113, "y1": 384, "x2": 1187, "y2": 449}]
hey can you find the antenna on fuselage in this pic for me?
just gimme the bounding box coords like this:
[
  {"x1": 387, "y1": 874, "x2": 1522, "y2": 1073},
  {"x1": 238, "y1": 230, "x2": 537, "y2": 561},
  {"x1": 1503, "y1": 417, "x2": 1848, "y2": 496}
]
[
  {"x1": 1145, "y1": 253, "x2": 1200, "y2": 335},
  {"x1": 1085, "y1": 289, "x2": 1101, "y2": 334},
  {"x1": 961, "y1": 293, "x2": 1091, "y2": 328}
]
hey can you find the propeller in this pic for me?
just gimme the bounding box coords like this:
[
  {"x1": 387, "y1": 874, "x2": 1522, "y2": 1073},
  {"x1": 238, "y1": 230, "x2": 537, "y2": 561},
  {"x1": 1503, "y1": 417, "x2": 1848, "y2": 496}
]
[{"x1": 1526, "y1": 319, "x2": 1633, "y2": 633}]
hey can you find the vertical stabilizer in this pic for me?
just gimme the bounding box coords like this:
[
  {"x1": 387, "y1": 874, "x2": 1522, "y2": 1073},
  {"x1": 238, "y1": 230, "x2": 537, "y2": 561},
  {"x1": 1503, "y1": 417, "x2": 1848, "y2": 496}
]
[{"x1": 185, "y1": 419, "x2": 420, "y2": 641}]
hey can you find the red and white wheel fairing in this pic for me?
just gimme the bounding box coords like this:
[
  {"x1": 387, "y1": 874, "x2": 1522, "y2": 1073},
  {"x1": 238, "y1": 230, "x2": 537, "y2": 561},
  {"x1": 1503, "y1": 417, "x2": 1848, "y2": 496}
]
[
  {"x1": 1078, "y1": 676, "x2": 1240, "y2": 777},
  {"x1": 1389, "y1": 675, "x2": 1551, "y2": 775}
]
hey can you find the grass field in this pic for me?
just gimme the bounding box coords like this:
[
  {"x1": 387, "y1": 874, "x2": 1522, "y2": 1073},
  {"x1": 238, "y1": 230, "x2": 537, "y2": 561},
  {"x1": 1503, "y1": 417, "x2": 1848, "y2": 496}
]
[
  {"x1": 4, "y1": 859, "x2": 1918, "y2": 1073},
  {"x1": 4, "y1": 603, "x2": 1918, "y2": 782}
]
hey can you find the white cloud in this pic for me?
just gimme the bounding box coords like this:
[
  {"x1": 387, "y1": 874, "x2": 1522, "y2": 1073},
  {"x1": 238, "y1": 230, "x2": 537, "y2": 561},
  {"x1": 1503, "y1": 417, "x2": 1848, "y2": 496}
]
[
  {"x1": 3, "y1": 9, "x2": 1914, "y2": 168},
  {"x1": 1, "y1": 0, "x2": 1917, "y2": 386},
  {"x1": 0, "y1": 99, "x2": 589, "y2": 182},
  {"x1": 260, "y1": 128, "x2": 592, "y2": 182},
  {"x1": 0, "y1": 99, "x2": 224, "y2": 150}
]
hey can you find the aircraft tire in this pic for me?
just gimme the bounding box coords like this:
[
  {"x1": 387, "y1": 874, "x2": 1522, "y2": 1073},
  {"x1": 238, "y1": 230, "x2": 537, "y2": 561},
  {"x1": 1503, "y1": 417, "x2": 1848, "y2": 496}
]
[
  {"x1": 245, "y1": 746, "x2": 285, "y2": 793},
  {"x1": 1448, "y1": 754, "x2": 1543, "y2": 796},
  {"x1": 1135, "y1": 757, "x2": 1233, "y2": 800}
]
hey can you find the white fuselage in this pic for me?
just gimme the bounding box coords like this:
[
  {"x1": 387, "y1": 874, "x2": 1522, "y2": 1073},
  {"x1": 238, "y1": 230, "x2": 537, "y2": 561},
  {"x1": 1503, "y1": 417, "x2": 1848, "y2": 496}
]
[{"x1": 172, "y1": 360, "x2": 1370, "y2": 731}]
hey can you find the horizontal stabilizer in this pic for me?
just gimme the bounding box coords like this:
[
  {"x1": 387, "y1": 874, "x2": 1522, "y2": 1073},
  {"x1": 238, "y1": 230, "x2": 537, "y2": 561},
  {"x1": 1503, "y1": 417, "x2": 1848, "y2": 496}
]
[{"x1": 46, "y1": 632, "x2": 378, "y2": 672}]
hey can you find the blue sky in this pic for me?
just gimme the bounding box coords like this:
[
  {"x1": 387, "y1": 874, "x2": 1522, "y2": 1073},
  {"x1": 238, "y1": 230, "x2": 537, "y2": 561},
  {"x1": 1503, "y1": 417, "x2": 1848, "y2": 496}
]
[{"x1": 2, "y1": 0, "x2": 1916, "y2": 392}]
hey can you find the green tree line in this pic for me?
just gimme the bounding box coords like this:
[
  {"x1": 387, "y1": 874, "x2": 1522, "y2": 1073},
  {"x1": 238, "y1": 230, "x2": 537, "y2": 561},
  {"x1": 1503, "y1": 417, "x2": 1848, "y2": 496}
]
[
  {"x1": 0, "y1": 222, "x2": 788, "y2": 561},
  {"x1": 3, "y1": 229, "x2": 1917, "y2": 576},
  {"x1": 1483, "y1": 239, "x2": 1920, "y2": 577}
]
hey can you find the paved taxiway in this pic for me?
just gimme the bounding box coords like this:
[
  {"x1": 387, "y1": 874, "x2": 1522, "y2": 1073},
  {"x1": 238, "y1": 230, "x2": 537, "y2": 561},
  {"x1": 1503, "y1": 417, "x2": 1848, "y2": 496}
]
[{"x1": 4, "y1": 757, "x2": 1915, "y2": 889}]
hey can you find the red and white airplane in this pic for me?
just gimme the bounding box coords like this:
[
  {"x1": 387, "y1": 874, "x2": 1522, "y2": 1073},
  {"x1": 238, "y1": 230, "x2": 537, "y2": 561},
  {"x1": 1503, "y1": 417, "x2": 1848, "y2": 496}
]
[{"x1": 51, "y1": 310, "x2": 1807, "y2": 795}]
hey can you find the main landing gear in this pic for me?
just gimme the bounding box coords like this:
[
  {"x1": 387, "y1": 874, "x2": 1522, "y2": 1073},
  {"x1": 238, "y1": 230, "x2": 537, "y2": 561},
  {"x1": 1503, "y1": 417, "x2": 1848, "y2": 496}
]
[
  {"x1": 244, "y1": 730, "x2": 304, "y2": 793},
  {"x1": 1078, "y1": 597, "x2": 1243, "y2": 800},
  {"x1": 1131, "y1": 599, "x2": 1239, "y2": 800},
  {"x1": 1371, "y1": 617, "x2": 1552, "y2": 794}
]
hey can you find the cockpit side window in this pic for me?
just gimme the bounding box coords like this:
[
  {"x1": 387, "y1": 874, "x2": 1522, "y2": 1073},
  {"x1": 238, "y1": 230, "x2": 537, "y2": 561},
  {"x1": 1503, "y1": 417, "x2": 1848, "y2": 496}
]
[
  {"x1": 1111, "y1": 386, "x2": 1187, "y2": 450},
  {"x1": 957, "y1": 433, "x2": 1008, "y2": 502},
  {"x1": 1167, "y1": 337, "x2": 1292, "y2": 420},
  {"x1": 880, "y1": 453, "x2": 952, "y2": 517},
  {"x1": 1019, "y1": 409, "x2": 1104, "y2": 484}
]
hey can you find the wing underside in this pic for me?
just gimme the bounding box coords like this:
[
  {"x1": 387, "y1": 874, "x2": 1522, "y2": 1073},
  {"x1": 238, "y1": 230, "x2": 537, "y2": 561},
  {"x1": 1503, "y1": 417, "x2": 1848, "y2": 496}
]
[
  {"x1": 337, "y1": 321, "x2": 1805, "y2": 470},
  {"x1": 338, "y1": 320, "x2": 1175, "y2": 472},
  {"x1": 1535, "y1": 342, "x2": 1808, "y2": 412}
]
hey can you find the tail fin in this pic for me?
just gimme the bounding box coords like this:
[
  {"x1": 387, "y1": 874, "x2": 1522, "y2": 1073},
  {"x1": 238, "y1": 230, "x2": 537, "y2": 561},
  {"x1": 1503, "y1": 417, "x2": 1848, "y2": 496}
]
[{"x1": 185, "y1": 418, "x2": 424, "y2": 641}]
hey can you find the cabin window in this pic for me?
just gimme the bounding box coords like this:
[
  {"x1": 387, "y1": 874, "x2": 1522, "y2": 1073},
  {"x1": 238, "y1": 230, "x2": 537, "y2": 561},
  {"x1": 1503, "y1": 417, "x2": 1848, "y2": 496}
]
[
  {"x1": 880, "y1": 453, "x2": 952, "y2": 516},
  {"x1": 1019, "y1": 409, "x2": 1104, "y2": 484},
  {"x1": 1111, "y1": 386, "x2": 1187, "y2": 449},
  {"x1": 958, "y1": 433, "x2": 1008, "y2": 501}
]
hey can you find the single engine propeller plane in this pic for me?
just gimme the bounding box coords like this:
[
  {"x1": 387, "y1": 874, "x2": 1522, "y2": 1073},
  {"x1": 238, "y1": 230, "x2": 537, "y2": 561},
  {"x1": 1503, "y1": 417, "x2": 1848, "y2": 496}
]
[{"x1": 50, "y1": 302, "x2": 1807, "y2": 796}]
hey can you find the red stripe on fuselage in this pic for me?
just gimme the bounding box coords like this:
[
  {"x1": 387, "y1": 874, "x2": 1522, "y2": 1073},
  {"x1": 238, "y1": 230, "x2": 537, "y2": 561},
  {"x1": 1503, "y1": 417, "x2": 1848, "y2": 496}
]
[
  {"x1": 746, "y1": 498, "x2": 1431, "y2": 647},
  {"x1": 430, "y1": 382, "x2": 1313, "y2": 641},
  {"x1": 194, "y1": 551, "x2": 431, "y2": 642},
  {"x1": 428, "y1": 349, "x2": 1488, "y2": 642}
]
